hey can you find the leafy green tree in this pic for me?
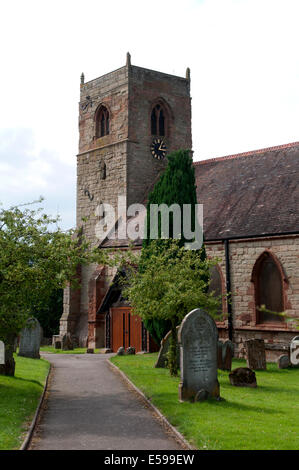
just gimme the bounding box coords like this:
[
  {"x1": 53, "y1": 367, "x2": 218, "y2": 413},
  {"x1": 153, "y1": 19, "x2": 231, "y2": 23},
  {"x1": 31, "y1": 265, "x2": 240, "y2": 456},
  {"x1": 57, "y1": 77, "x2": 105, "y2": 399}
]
[
  {"x1": 0, "y1": 200, "x2": 106, "y2": 376},
  {"x1": 143, "y1": 149, "x2": 197, "y2": 248},
  {"x1": 33, "y1": 288, "x2": 63, "y2": 338},
  {"x1": 121, "y1": 240, "x2": 221, "y2": 376}
]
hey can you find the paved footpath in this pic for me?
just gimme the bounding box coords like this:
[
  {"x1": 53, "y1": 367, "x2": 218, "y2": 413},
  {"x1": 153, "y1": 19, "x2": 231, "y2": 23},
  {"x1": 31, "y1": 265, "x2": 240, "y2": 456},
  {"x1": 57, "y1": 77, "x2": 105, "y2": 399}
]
[{"x1": 31, "y1": 353, "x2": 182, "y2": 450}]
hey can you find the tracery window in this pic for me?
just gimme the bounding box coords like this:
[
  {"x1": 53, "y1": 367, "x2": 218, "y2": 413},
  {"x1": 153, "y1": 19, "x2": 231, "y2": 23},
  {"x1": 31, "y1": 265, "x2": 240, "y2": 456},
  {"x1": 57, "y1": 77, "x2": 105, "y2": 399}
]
[
  {"x1": 151, "y1": 104, "x2": 165, "y2": 136},
  {"x1": 253, "y1": 252, "x2": 284, "y2": 323}
]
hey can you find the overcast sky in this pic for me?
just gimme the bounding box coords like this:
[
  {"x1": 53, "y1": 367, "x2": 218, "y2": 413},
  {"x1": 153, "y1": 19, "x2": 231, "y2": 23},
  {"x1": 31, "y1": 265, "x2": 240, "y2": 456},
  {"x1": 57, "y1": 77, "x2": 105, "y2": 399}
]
[{"x1": 0, "y1": 0, "x2": 298, "y2": 230}]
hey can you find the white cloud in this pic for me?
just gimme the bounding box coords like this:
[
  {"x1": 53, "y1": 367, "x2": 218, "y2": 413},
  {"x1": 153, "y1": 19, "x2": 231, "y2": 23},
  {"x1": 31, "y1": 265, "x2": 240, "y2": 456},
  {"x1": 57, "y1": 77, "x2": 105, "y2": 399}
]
[
  {"x1": 0, "y1": 0, "x2": 298, "y2": 227},
  {"x1": 0, "y1": 128, "x2": 75, "y2": 229}
]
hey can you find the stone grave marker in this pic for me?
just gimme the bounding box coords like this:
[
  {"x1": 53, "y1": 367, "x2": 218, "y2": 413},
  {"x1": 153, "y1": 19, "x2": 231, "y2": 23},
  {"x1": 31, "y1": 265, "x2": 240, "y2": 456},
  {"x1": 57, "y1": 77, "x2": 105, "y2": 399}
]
[
  {"x1": 126, "y1": 347, "x2": 136, "y2": 355},
  {"x1": 116, "y1": 346, "x2": 125, "y2": 356},
  {"x1": 0, "y1": 341, "x2": 5, "y2": 365},
  {"x1": 290, "y1": 336, "x2": 299, "y2": 367},
  {"x1": 277, "y1": 354, "x2": 290, "y2": 369},
  {"x1": 178, "y1": 308, "x2": 220, "y2": 402},
  {"x1": 18, "y1": 317, "x2": 42, "y2": 359},
  {"x1": 155, "y1": 327, "x2": 180, "y2": 369},
  {"x1": 229, "y1": 367, "x2": 257, "y2": 388},
  {"x1": 245, "y1": 339, "x2": 266, "y2": 370},
  {"x1": 61, "y1": 332, "x2": 74, "y2": 351},
  {"x1": 217, "y1": 340, "x2": 234, "y2": 371}
]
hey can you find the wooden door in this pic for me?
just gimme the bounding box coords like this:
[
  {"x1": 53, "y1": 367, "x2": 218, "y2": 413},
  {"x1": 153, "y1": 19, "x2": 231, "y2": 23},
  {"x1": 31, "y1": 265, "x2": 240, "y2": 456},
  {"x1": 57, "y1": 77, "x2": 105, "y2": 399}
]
[{"x1": 111, "y1": 307, "x2": 142, "y2": 352}]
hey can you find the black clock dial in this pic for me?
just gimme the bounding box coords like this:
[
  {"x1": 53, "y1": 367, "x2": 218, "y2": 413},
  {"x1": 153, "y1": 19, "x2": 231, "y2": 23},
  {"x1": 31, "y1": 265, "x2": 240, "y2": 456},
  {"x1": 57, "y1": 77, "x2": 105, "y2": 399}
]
[{"x1": 150, "y1": 138, "x2": 167, "y2": 160}]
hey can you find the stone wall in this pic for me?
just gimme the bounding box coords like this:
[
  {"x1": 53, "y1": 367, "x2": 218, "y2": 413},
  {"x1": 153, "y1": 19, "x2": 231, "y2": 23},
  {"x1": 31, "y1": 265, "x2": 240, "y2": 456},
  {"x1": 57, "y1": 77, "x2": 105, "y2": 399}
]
[
  {"x1": 127, "y1": 66, "x2": 192, "y2": 206},
  {"x1": 79, "y1": 66, "x2": 129, "y2": 155},
  {"x1": 76, "y1": 141, "x2": 127, "y2": 244},
  {"x1": 77, "y1": 65, "x2": 130, "y2": 244},
  {"x1": 206, "y1": 235, "x2": 299, "y2": 359}
]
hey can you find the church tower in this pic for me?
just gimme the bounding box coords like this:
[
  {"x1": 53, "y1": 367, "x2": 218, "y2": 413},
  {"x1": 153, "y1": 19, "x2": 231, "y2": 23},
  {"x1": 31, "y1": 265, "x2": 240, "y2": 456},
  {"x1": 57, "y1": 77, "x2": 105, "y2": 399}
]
[{"x1": 60, "y1": 55, "x2": 192, "y2": 347}]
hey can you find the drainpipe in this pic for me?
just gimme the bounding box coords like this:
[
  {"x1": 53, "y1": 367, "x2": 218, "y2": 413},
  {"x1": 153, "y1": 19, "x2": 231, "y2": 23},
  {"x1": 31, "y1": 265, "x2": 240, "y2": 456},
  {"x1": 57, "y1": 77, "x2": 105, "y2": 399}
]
[{"x1": 224, "y1": 239, "x2": 233, "y2": 341}]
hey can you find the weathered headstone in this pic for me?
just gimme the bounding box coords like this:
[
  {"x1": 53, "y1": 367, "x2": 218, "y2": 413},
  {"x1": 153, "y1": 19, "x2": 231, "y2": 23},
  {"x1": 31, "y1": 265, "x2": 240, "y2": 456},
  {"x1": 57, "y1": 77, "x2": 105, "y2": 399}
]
[
  {"x1": 229, "y1": 367, "x2": 257, "y2": 388},
  {"x1": 18, "y1": 318, "x2": 42, "y2": 359},
  {"x1": 290, "y1": 336, "x2": 299, "y2": 367},
  {"x1": 116, "y1": 346, "x2": 125, "y2": 356},
  {"x1": 217, "y1": 340, "x2": 234, "y2": 371},
  {"x1": 245, "y1": 339, "x2": 266, "y2": 370},
  {"x1": 178, "y1": 308, "x2": 220, "y2": 402},
  {"x1": 61, "y1": 332, "x2": 74, "y2": 351},
  {"x1": 277, "y1": 354, "x2": 290, "y2": 369},
  {"x1": 0, "y1": 341, "x2": 5, "y2": 365},
  {"x1": 126, "y1": 347, "x2": 136, "y2": 355},
  {"x1": 155, "y1": 327, "x2": 180, "y2": 369}
]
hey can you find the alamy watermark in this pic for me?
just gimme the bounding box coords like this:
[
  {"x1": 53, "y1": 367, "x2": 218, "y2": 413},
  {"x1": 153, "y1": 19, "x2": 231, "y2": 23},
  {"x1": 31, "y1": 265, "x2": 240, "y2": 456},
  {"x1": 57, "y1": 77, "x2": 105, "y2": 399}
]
[
  {"x1": 94, "y1": 196, "x2": 203, "y2": 250},
  {"x1": 290, "y1": 336, "x2": 299, "y2": 366}
]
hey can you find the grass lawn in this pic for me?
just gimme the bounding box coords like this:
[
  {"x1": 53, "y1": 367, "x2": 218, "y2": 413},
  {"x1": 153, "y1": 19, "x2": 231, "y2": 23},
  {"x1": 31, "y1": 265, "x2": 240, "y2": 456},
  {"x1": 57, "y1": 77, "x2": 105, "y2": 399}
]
[
  {"x1": 40, "y1": 346, "x2": 101, "y2": 354},
  {"x1": 0, "y1": 354, "x2": 49, "y2": 450},
  {"x1": 111, "y1": 353, "x2": 299, "y2": 450}
]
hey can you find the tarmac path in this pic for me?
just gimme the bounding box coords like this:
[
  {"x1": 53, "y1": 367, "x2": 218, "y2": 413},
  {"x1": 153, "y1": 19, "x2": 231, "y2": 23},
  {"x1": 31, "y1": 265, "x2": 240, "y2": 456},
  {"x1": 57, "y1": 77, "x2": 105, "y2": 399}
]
[{"x1": 30, "y1": 353, "x2": 182, "y2": 450}]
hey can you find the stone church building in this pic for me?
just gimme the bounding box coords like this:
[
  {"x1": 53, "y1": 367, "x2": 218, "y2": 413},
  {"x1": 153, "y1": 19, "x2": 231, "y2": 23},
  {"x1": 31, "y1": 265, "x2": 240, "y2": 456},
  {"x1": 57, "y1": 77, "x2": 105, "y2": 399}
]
[{"x1": 59, "y1": 54, "x2": 299, "y2": 360}]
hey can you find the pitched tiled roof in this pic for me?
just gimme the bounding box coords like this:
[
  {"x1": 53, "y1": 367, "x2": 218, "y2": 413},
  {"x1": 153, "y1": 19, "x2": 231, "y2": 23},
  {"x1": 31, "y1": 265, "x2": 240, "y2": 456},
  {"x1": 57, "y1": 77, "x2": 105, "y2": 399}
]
[{"x1": 194, "y1": 142, "x2": 299, "y2": 240}]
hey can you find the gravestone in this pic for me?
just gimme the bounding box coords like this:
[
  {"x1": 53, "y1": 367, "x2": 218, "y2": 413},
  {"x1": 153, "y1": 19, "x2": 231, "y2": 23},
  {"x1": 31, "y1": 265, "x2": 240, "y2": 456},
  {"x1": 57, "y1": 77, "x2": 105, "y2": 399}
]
[
  {"x1": 155, "y1": 327, "x2": 180, "y2": 369},
  {"x1": 245, "y1": 339, "x2": 266, "y2": 370},
  {"x1": 61, "y1": 332, "x2": 74, "y2": 351},
  {"x1": 217, "y1": 340, "x2": 234, "y2": 371},
  {"x1": 290, "y1": 336, "x2": 299, "y2": 367},
  {"x1": 229, "y1": 367, "x2": 257, "y2": 388},
  {"x1": 18, "y1": 318, "x2": 42, "y2": 359},
  {"x1": 178, "y1": 308, "x2": 220, "y2": 402},
  {"x1": 116, "y1": 346, "x2": 125, "y2": 356},
  {"x1": 0, "y1": 341, "x2": 5, "y2": 365},
  {"x1": 277, "y1": 354, "x2": 290, "y2": 369},
  {"x1": 126, "y1": 347, "x2": 136, "y2": 355}
]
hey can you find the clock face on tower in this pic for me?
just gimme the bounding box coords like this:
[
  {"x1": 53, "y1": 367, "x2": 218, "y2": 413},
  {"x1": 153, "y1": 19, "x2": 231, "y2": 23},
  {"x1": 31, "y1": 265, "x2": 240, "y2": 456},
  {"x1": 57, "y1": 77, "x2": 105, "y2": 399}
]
[{"x1": 150, "y1": 138, "x2": 167, "y2": 160}]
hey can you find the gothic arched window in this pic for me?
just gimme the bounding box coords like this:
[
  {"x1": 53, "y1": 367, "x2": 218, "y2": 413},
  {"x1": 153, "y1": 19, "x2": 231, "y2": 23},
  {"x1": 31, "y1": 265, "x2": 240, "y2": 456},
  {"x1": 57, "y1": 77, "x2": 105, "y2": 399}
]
[
  {"x1": 95, "y1": 106, "x2": 109, "y2": 138},
  {"x1": 252, "y1": 252, "x2": 284, "y2": 324},
  {"x1": 151, "y1": 104, "x2": 165, "y2": 136},
  {"x1": 208, "y1": 265, "x2": 223, "y2": 318}
]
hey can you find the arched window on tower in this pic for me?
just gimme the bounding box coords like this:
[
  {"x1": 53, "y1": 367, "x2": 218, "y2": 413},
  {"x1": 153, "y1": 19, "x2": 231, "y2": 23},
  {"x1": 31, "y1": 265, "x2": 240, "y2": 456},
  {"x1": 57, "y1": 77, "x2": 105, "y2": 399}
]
[
  {"x1": 95, "y1": 106, "x2": 109, "y2": 138},
  {"x1": 151, "y1": 104, "x2": 165, "y2": 136},
  {"x1": 252, "y1": 252, "x2": 284, "y2": 324}
]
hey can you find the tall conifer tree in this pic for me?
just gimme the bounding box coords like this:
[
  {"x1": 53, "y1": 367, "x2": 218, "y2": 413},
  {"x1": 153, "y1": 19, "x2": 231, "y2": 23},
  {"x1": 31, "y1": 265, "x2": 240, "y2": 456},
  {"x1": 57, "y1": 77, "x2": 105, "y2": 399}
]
[{"x1": 141, "y1": 149, "x2": 208, "y2": 367}]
